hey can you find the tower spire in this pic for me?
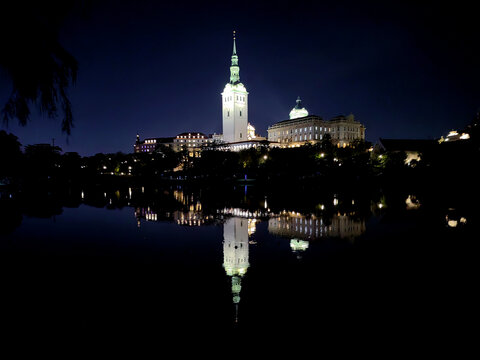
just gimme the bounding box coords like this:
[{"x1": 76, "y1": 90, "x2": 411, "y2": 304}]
[
  {"x1": 233, "y1": 30, "x2": 237, "y2": 55},
  {"x1": 230, "y1": 30, "x2": 240, "y2": 84}
]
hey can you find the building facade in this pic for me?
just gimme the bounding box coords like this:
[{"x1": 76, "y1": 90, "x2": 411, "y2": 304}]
[
  {"x1": 134, "y1": 134, "x2": 174, "y2": 153},
  {"x1": 268, "y1": 98, "x2": 366, "y2": 148},
  {"x1": 135, "y1": 132, "x2": 215, "y2": 157},
  {"x1": 172, "y1": 132, "x2": 211, "y2": 157}
]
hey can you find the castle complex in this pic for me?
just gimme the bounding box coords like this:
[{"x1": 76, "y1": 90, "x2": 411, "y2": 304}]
[{"x1": 134, "y1": 32, "x2": 365, "y2": 154}]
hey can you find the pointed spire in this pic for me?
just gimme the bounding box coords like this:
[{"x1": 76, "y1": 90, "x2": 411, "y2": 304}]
[
  {"x1": 229, "y1": 30, "x2": 240, "y2": 84},
  {"x1": 233, "y1": 30, "x2": 237, "y2": 55}
]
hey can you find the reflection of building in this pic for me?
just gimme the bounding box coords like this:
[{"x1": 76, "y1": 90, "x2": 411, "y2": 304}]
[
  {"x1": 268, "y1": 98, "x2": 366, "y2": 148},
  {"x1": 268, "y1": 211, "x2": 365, "y2": 241},
  {"x1": 223, "y1": 217, "x2": 250, "y2": 323}
]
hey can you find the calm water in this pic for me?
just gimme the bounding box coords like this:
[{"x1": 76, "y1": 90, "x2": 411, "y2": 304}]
[{"x1": 0, "y1": 183, "x2": 477, "y2": 348}]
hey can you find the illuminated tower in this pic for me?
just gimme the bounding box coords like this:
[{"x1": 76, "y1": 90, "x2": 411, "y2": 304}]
[
  {"x1": 223, "y1": 217, "x2": 250, "y2": 322},
  {"x1": 222, "y1": 31, "x2": 249, "y2": 143}
]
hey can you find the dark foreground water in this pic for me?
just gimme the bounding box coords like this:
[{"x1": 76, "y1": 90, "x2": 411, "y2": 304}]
[{"x1": 0, "y1": 182, "x2": 477, "y2": 352}]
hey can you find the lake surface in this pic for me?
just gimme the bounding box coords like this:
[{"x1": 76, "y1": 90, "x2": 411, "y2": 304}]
[{"x1": 0, "y1": 182, "x2": 477, "y2": 349}]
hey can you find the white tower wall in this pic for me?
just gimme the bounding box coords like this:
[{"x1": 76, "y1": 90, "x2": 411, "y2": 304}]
[{"x1": 222, "y1": 84, "x2": 248, "y2": 143}]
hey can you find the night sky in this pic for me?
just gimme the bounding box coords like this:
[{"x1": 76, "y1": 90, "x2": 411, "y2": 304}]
[{"x1": 1, "y1": 0, "x2": 480, "y2": 156}]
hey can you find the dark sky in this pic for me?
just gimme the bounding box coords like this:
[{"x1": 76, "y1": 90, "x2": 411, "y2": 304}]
[{"x1": 2, "y1": 0, "x2": 480, "y2": 155}]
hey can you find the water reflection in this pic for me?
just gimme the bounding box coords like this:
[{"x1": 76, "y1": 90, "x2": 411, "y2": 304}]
[
  {"x1": 223, "y1": 217, "x2": 250, "y2": 323},
  {"x1": 2, "y1": 183, "x2": 477, "y2": 332},
  {"x1": 268, "y1": 211, "x2": 365, "y2": 241}
]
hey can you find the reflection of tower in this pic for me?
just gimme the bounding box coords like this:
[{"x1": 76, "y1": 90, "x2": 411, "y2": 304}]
[
  {"x1": 290, "y1": 238, "x2": 309, "y2": 260},
  {"x1": 223, "y1": 217, "x2": 250, "y2": 323}
]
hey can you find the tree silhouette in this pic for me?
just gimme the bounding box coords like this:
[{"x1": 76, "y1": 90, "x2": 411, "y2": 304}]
[{"x1": 0, "y1": 1, "x2": 86, "y2": 134}]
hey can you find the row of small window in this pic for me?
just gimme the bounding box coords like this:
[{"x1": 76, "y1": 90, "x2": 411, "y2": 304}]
[
  {"x1": 332, "y1": 126, "x2": 362, "y2": 133},
  {"x1": 177, "y1": 134, "x2": 205, "y2": 139},
  {"x1": 280, "y1": 134, "x2": 323, "y2": 142},
  {"x1": 273, "y1": 126, "x2": 331, "y2": 136},
  {"x1": 224, "y1": 95, "x2": 246, "y2": 102},
  {"x1": 175, "y1": 139, "x2": 206, "y2": 143}
]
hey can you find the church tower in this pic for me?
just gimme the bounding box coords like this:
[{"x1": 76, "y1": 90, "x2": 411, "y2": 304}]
[{"x1": 222, "y1": 31, "x2": 249, "y2": 143}]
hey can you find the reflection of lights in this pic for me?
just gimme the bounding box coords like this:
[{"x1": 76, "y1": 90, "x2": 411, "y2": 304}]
[
  {"x1": 447, "y1": 219, "x2": 458, "y2": 228},
  {"x1": 446, "y1": 215, "x2": 467, "y2": 228},
  {"x1": 405, "y1": 195, "x2": 421, "y2": 210},
  {"x1": 128, "y1": 187, "x2": 132, "y2": 199},
  {"x1": 247, "y1": 219, "x2": 257, "y2": 236}
]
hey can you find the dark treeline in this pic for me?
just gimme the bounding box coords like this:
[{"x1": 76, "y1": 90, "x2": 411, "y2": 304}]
[{"x1": 1, "y1": 123, "x2": 479, "y2": 196}]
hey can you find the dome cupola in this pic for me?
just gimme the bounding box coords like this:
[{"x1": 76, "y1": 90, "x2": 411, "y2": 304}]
[{"x1": 289, "y1": 96, "x2": 309, "y2": 119}]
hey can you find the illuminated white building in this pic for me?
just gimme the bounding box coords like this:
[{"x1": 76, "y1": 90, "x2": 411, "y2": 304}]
[
  {"x1": 222, "y1": 32, "x2": 249, "y2": 143},
  {"x1": 268, "y1": 98, "x2": 366, "y2": 148},
  {"x1": 220, "y1": 31, "x2": 266, "y2": 149}
]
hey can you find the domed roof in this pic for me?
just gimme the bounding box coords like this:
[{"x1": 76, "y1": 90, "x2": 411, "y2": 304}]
[{"x1": 289, "y1": 96, "x2": 309, "y2": 119}]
